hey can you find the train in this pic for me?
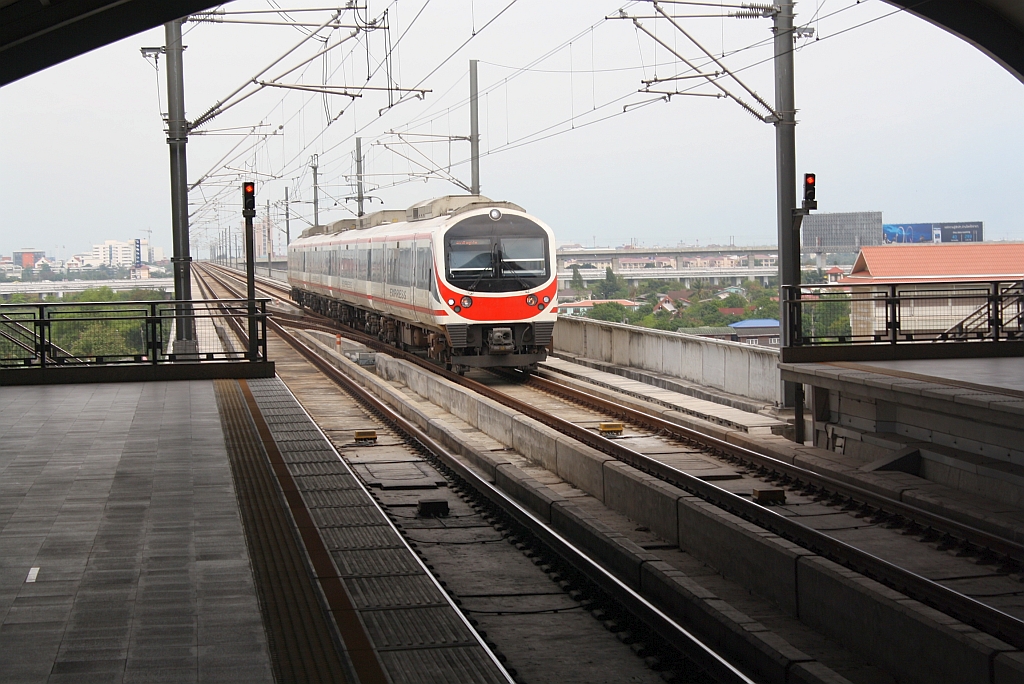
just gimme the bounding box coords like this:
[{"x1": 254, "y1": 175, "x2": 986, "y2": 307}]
[{"x1": 288, "y1": 195, "x2": 558, "y2": 373}]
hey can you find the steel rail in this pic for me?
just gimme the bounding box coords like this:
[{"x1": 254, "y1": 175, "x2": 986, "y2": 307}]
[
  {"x1": 203, "y1": 263, "x2": 1024, "y2": 649},
  {"x1": 209, "y1": 264, "x2": 1024, "y2": 560},
  {"x1": 524, "y1": 371, "x2": 1024, "y2": 565},
  {"x1": 195, "y1": 263, "x2": 754, "y2": 684}
]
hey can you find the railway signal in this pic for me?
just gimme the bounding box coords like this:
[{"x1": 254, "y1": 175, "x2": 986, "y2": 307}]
[
  {"x1": 242, "y1": 181, "x2": 256, "y2": 216},
  {"x1": 803, "y1": 173, "x2": 817, "y2": 210},
  {"x1": 242, "y1": 181, "x2": 257, "y2": 357}
]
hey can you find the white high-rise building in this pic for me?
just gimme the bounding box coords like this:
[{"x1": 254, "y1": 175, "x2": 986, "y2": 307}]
[{"x1": 90, "y1": 239, "x2": 162, "y2": 266}]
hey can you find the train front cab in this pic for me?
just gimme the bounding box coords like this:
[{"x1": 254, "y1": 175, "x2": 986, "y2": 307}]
[{"x1": 437, "y1": 208, "x2": 557, "y2": 371}]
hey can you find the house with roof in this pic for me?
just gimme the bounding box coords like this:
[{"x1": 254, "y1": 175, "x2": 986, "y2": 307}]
[
  {"x1": 825, "y1": 266, "x2": 846, "y2": 283},
  {"x1": 729, "y1": 319, "x2": 781, "y2": 346},
  {"x1": 839, "y1": 243, "x2": 1024, "y2": 339},
  {"x1": 652, "y1": 295, "x2": 677, "y2": 314}
]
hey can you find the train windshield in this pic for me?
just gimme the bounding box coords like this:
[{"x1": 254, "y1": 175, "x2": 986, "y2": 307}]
[{"x1": 445, "y1": 214, "x2": 550, "y2": 292}]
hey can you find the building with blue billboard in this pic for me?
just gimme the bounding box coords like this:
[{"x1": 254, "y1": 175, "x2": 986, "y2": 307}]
[{"x1": 882, "y1": 222, "x2": 983, "y2": 244}]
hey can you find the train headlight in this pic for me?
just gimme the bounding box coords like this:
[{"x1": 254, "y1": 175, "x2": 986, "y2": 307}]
[
  {"x1": 526, "y1": 295, "x2": 538, "y2": 306},
  {"x1": 460, "y1": 296, "x2": 473, "y2": 308},
  {"x1": 488, "y1": 208, "x2": 502, "y2": 221},
  {"x1": 447, "y1": 298, "x2": 456, "y2": 306},
  {"x1": 538, "y1": 303, "x2": 545, "y2": 311},
  {"x1": 453, "y1": 306, "x2": 462, "y2": 313},
  {"x1": 542, "y1": 296, "x2": 550, "y2": 303}
]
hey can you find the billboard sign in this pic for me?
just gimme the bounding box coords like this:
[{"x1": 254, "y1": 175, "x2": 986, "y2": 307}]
[
  {"x1": 882, "y1": 222, "x2": 983, "y2": 244},
  {"x1": 882, "y1": 223, "x2": 933, "y2": 244},
  {"x1": 938, "y1": 222, "x2": 983, "y2": 242}
]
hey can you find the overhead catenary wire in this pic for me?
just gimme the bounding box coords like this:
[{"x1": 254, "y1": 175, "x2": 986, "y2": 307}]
[{"x1": 187, "y1": 0, "x2": 907, "y2": 232}]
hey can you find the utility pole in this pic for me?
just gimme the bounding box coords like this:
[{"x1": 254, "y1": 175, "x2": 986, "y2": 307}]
[
  {"x1": 311, "y1": 155, "x2": 320, "y2": 229},
  {"x1": 284, "y1": 187, "x2": 290, "y2": 246},
  {"x1": 165, "y1": 19, "x2": 195, "y2": 351},
  {"x1": 266, "y1": 200, "x2": 272, "y2": 276},
  {"x1": 469, "y1": 60, "x2": 480, "y2": 195},
  {"x1": 773, "y1": 0, "x2": 803, "y2": 441},
  {"x1": 355, "y1": 138, "x2": 365, "y2": 217}
]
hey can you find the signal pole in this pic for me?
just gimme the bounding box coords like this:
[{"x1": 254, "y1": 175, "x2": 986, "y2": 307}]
[
  {"x1": 165, "y1": 19, "x2": 195, "y2": 351},
  {"x1": 266, "y1": 200, "x2": 272, "y2": 276},
  {"x1": 773, "y1": 1, "x2": 801, "y2": 431},
  {"x1": 284, "y1": 187, "x2": 291, "y2": 246},
  {"x1": 469, "y1": 60, "x2": 480, "y2": 195},
  {"x1": 355, "y1": 137, "x2": 365, "y2": 217},
  {"x1": 242, "y1": 182, "x2": 258, "y2": 359},
  {"x1": 311, "y1": 155, "x2": 320, "y2": 228}
]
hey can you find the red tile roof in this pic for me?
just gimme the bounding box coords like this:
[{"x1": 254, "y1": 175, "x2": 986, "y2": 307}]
[{"x1": 841, "y1": 243, "x2": 1024, "y2": 284}]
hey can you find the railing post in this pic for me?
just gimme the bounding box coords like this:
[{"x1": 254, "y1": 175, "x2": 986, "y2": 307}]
[
  {"x1": 36, "y1": 304, "x2": 48, "y2": 368},
  {"x1": 991, "y1": 281, "x2": 1001, "y2": 341},
  {"x1": 259, "y1": 300, "x2": 268, "y2": 361},
  {"x1": 149, "y1": 303, "x2": 159, "y2": 364},
  {"x1": 888, "y1": 285, "x2": 898, "y2": 344}
]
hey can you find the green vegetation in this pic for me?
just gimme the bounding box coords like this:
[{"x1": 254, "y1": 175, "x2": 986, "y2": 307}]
[
  {"x1": 570, "y1": 265, "x2": 586, "y2": 292},
  {"x1": 1, "y1": 287, "x2": 170, "y2": 362},
  {"x1": 580, "y1": 278, "x2": 794, "y2": 332},
  {"x1": 801, "y1": 294, "x2": 851, "y2": 340}
]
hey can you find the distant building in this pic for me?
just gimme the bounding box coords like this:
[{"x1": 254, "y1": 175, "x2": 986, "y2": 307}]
[
  {"x1": 840, "y1": 243, "x2": 1024, "y2": 339},
  {"x1": 91, "y1": 239, "x2": 161, "y2": 267},
  {"x1": 802, "y1": 211, "x2": 883, "y2": 254},
  {"x1": 13, "y1": 249, "x2": 46, "y2": 268},
  {"x1": 826, "y1": 266, "x2": 846, "y2": 283},
  {"x1": 652, "y1": 296, "x2": 677, "y2": 314},
  {"x1": 729, "y1": 319, "x2": 781, "y2": 346}
]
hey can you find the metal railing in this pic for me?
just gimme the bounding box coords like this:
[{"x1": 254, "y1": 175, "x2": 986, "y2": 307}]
[
  {"x1": 0, "y1": 298, "x2": 269, "y2": 369},
  {"x1": 781, "y1": 281, "x2": 1024, "y2": 361}
]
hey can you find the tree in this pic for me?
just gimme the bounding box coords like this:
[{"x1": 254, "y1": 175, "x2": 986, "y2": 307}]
[
  {"x1": 588, "y1": 302, "x2": 628, "y2": 322},
  {"x1": 570, "y1": 265, "x2": 586, "y2": 291},
  {"x1": 689, "y1": 279, "x2": 711, "y2": 301},
  {"x1": 718, "y1": 293, "x2": 748, "y2": 309},
  {"x1": 802, "y1": 269, "x2": 827, "y2": 285},
  {"x1": 593, "y1": 267, "x2": 627, "y2": 299}
]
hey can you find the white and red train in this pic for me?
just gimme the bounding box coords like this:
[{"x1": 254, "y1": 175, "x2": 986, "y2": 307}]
[{"x1": 288, "y1": 195, "x2": 557, "y2": 372}]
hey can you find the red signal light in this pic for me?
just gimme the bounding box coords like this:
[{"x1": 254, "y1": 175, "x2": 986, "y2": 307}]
[
  {"x1": 242, "y1": 181, "x2": 256, "y2": 212},
  {"x1": 803, "y1": 173, "x2": 816, "y2": 203}
]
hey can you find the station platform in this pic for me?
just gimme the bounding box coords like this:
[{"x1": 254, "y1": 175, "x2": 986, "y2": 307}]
[
  {"x1": 0, "y1": 377, "x2": 507, "y2": 683},
  {"x1": 780, "y1": 356, "x2": 1024, "y2": 522}
]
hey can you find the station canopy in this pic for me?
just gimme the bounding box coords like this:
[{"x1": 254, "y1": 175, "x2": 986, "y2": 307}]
[{"x1": 1, "y1": 1, "x2": 1023, "y2": 88}]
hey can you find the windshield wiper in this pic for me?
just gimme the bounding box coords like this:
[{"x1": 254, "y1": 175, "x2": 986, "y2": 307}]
[
  {"x1": 466, "y1": 245, "x2": 498, "y2": 291},
  {"x1": 500, "y1": 256, "x2": 532, "y2": 290}
]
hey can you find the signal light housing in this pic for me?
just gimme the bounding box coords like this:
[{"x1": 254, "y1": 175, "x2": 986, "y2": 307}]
[
  {"x1": 802, "y1": 173, "x2": 817, "y2": 210},
  {"x1": 242, "y1": 181, "x2": 256, "y2": 214}
]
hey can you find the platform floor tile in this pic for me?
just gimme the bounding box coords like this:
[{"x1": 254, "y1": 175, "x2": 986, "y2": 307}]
[{"x1": 0, "y1": 381, "x2": 273, "y2": 683}]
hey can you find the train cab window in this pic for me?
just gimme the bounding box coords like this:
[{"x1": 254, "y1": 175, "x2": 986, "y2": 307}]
[
  {"x1": 444, "y1": 213, "x2": 550, "y2": 293},
  {"x1": 500, "y1": 238, "x2": 546, "y2": 278}
]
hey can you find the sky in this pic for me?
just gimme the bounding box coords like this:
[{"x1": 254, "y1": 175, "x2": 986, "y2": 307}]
[{"x1": 1, "y1": 0, "x2": 1023, "y2": 260}]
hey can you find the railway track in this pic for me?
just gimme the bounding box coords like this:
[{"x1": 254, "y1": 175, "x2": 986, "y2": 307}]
[
  {"x1": 194, "y1": 264, "x2": 754, "y2": 684},
  {"x1": 203, "y1": 262, "x2": 1024, "y2": 654}
]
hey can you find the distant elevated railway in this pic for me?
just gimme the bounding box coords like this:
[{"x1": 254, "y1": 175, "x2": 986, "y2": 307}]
[{"x1": 0, "y1": 278, "x2": 174, "y2": 298}]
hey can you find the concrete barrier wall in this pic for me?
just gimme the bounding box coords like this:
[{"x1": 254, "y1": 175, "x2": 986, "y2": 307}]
[
  {"x1": 300, "y1": 333, "x2": 1022, "y2": 684},
  {"x1": 552, "y1": 317, "x2": 781, "y2": 404}
]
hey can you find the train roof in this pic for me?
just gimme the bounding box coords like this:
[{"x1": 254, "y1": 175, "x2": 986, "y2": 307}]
[{"x1": 295, "y1": 195, "x2": 528, "y2": 244}]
